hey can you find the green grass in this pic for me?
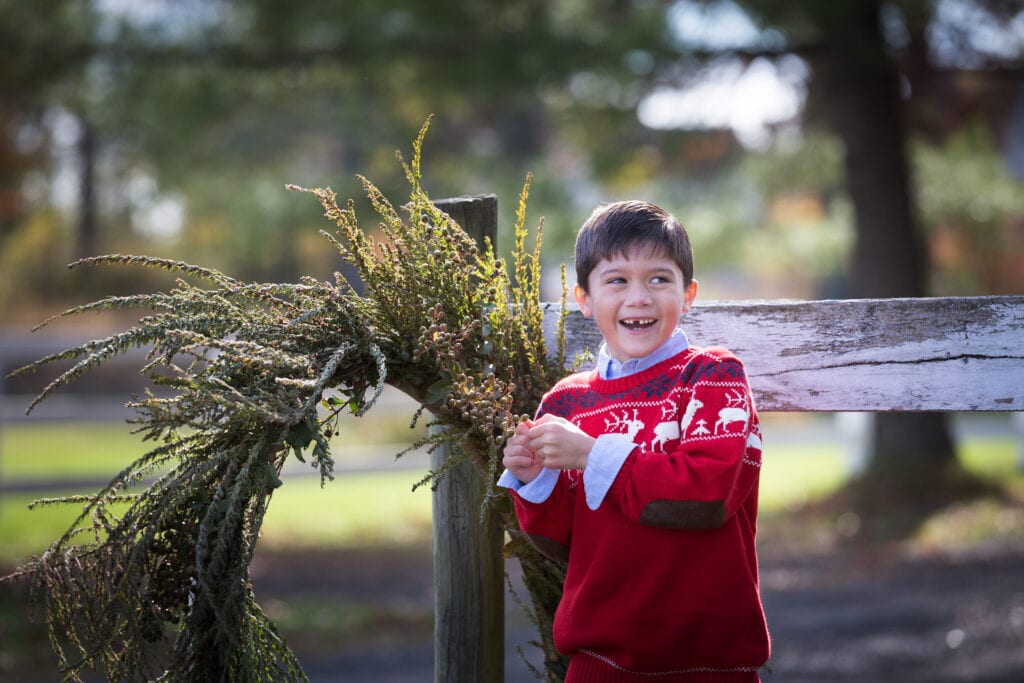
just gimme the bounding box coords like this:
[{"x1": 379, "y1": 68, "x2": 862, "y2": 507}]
[
  {"x1": 0, "y1": 419, "x2": 433, "y2": 565},
  {"x1": 1, "y1": 420, "x2": 1020, "y2": 567},
  {"x1": 758, "y1": 442, "x2": 847, "y2": 511},
  {"x1": 0, "y1": 470, "x2": 436, "y2": 565},
  {"x1": 0, "y1": 414, "x2": 425, "y2": 479},
  {"x1": 757, "y1": 436, "x2": 1022, "y2": 509},
  {"x1": 958, "y1": 436, "x2": 1021, "y2": 484},
  {"x1": 260, "y1": 470, "x2": 435, "y2": 549},
  {"x1": 1, "y1": 422, "x2": 150, "y2": 479},
  {"x1": 1, "y1": 493, "x2": 103, "y2": 562}
]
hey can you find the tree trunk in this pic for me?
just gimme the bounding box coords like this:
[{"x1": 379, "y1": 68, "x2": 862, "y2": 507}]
[
  {"x1": 814, "y1": 0, "x2": 956, "y2": 528},
  {"x1": 77, "y1": 116, "x2": 97, "y2": 259}
]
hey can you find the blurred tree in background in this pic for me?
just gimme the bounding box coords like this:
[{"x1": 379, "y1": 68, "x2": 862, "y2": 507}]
[
  {"x1": 1, "y1": 0, "x2": 1022, "y2": 525},
  {"x1": 736, "y1": 0, "x2": 1022, "y2": 527}
]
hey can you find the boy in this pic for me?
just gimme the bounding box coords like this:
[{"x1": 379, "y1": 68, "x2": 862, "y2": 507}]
[{"x1": 498, "y1": 200, "x2": 770, "y2": 682}]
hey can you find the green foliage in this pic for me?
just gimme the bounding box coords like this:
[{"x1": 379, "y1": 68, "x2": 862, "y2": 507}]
[
  {"x1": 0, "y1": 209, "x2": 75, "y2": 307},
  {"x1": 0, "y1": 0, "x2": 95, "y2": 97},
  {"x1": 914, "y1": 122, "x2": 1024, "y2": 294},
  {"x1": 0, "y1": 209, "x2": 187, "y2": 315},
  {"x1": 3, "y1": 121, "x2": 572, "y2": 681}
]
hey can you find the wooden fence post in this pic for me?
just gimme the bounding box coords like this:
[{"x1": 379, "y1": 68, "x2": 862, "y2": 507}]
[{"x1": 430, "y1": 195, "x2": 504, "y2": 682}]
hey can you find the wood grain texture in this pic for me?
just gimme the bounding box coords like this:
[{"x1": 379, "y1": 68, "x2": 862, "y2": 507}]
[
  {"x1": 544, "y1": 296, "x2": 1024, "y2": 412},
  {"x1": 431, "y1": 195, "x2": 504, "y2": 683},
  {"x1": 430, "y1": 427, "x2": 504, "y2": 683}
]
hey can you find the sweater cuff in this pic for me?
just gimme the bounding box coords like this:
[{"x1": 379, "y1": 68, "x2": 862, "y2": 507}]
[
  {"x1": 497, "y1": 466, "x2": 559, "y2": 503},
  {"x1": 584, "y1": 434, "x2": 635, "y2": 510}
]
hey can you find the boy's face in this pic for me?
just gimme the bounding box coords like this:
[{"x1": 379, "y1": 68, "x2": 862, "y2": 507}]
[{"x1": 574, "y1": 246, "x2": 698, "y2": 363}]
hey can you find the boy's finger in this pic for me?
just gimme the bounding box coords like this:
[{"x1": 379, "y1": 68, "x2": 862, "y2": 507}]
[
  {"x1": 527, "y1": 422, "x2": 560, "y2": 445},
  {"x1": 504, "y1": 442, "x2": 536, "y2": 460},
  {"x1": 503, "y1": 453, "x2": 541, "y2": 471},
  {"x1": 507, "y1": 435, "x2": 534, "y2": 453}
]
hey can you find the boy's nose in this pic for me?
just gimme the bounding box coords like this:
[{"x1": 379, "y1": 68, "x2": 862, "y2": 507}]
[{"x1": 625, "y1": 284, "x2": 653, "y2": 306}]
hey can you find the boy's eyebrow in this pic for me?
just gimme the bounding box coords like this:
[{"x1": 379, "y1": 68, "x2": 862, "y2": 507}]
[
  {"x1": 595, "y1": 263, "x2": 678, "y2": 278},
  {"x1": 594, "y1": 265, "x2": 628, "y2": 280}
]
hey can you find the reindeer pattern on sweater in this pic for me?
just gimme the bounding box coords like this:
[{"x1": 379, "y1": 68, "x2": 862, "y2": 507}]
[
  {"x1": 541, "y1": 345, "x2": 763, "y2": 474},
  {"x1": 511, "y1": 344, "x2": 770, "y2": 680}
]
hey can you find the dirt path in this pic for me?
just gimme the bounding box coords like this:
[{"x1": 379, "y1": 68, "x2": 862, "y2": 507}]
[
  {"x1": 4, "y1": 539, "x2": 1021, "y2": 682},
  {"x1": 757, "y1": 542, "x2": 1024, "y2": 682},
  {"x1": 245, "y1": 539, "x2": 1024, "y2": 683}
]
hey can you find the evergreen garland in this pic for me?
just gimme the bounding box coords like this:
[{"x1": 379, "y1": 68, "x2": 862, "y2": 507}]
[{"x1": 4, "y1": 119, "x2": 572, "y2": 681}]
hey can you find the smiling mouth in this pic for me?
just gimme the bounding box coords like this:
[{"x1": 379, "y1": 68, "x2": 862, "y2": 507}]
[{"x1": 620, "y1": 318, "x2": 656, "y2": 331}]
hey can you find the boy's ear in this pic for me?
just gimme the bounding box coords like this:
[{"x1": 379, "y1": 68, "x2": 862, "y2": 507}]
[
  {"x1": 573, "y1": 283, "x2": 593, "y2": 318},
  {"x1": 681, "y1": 279, "x2": 698, "y2": 314}
]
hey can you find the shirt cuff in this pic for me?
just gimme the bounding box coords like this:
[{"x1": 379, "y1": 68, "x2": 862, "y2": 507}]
[
  {"x1": 584, "y1": 433, "x2": 635, "y2": 510},
  {"x1": 497, "y1": 466, "x2": 559, "y2": 503}
]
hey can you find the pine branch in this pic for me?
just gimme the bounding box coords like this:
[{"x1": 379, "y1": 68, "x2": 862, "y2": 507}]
[
  {"x1": 69, "y1": 254, "x2": 241, "y2": 288},
  {"x1": 3, "y1": 118, "x2": 571, "y2": 682}
]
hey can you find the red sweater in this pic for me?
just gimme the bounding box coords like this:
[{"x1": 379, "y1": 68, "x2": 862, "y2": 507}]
[{"x1": 511, "y1": 346, "x2": 769, "y2": 682}]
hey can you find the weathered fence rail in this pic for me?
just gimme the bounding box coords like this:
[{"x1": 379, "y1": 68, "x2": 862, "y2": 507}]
[
  {"x1": 546, "y1": 296, "x2": 1024, "y2": 412},
  {"x1": 430, "y1": 195, "x2": 1024, "y2": 682}
]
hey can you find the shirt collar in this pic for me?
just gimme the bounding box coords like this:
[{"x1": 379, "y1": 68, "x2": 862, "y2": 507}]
[{"x1": 597, "y1": 328, "x2": 690, "y2": 380}]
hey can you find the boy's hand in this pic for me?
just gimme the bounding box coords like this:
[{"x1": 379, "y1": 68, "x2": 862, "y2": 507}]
[
  {"x1": 502, "y1": 419, "x2": 544, "y2": 484},
  {"x1": 528, "y1": 414, "x2": 595, "y2": 471}
]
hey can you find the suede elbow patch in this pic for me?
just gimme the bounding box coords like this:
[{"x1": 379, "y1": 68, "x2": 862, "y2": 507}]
[
  {"x1": 639, "y1": 499, "x2": 726, "y2": 529},
  {"x1": 525, "y1": 534, "x2": 570, "y2": 563}
]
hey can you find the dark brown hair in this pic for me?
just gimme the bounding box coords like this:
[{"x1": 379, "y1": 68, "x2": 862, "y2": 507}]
[{"x1": 574, "y1": 200, "x2": 694, "y2": 293}]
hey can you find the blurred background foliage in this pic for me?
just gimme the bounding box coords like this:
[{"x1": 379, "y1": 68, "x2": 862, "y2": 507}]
[
  {"x1": 2, "y1": 0, "x2": 1022, "y2": 320},
  {"x1": 1, "y1": 0, "x2": 1023, "y2": 526},
  {"x1": 1, "y1": 2, "x2": 1023, "y2": 678}
]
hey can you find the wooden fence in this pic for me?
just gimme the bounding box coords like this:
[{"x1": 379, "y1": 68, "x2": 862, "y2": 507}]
[{"x1": 430, "y1": 195, "x2": 1024, "y2": 681}]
